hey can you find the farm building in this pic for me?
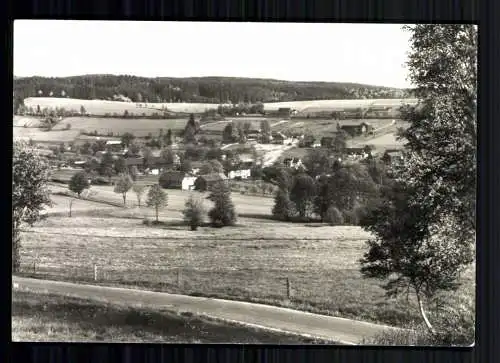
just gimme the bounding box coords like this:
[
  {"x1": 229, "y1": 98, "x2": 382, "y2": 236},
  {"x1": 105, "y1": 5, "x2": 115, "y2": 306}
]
[
  {"x1": 159, "y1": 171, "x2": 186, "y2": 189},
  {"x1": 246, "y1": 130, "x2": 261, "y2": 142},
  {"x1": 105, "y1": 140, "x2": 123, "y2": 152},
  {"x1": 194, "y1": 173, "x2": 228, "y2": 192},
  {"x1": 340, "y1": 121, "x2": 374, "y2": 137},
  {"x1": 283, "y1": 157, "x2": 304, "y2": 169},
  {"x1": 181, "y1": 176, "x2": 197, "y2": 191},
  {"x1": 271, "y1": 132, "x2": 293, "y2": 145},
  {"x1": 72, "y1": 160, "x2": 87, "y2": 168},
  {"x1": 125, "y1": 157, "x2": 144, "y2": 168},
  {"x1": 299, "y1": 135, "x2": 315, "y2": 147},
  {"x1": 382, "y1": 149, "x2": 404, "y2": 166},
  {"x1": 228, "y1": 168, "x2": 251, "y2": 180}
]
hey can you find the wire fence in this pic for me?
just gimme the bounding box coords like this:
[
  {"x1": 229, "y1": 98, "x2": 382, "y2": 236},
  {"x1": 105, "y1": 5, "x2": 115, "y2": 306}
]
[{"x1": 16, "y1": 260, "x2": 371, "y2": 309}]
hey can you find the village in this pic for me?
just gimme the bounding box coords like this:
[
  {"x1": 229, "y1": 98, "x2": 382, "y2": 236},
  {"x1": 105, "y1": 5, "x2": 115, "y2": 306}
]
[{"x1": 35, "y1": 111, "x2": 404, "y2": 195}]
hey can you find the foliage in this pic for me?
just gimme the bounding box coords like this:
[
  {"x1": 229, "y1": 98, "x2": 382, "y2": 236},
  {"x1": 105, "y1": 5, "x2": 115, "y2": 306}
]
[
  {"x1": 69, "y1": 171, "x2": 90, "y2": 197},
  {"x1": 325, "y1": 206, "x2": 344, "y2": 226},
  {"x1": 12, "y1": 141, "x2": 52, "y2": 272},
  {"x1": 200, "y1": 159, "x2": 225, "y2": 175},
  {"x1": 113, "y1": 173, "x2": 134, "y2": 205},
  {"x1": 128, "y1": 165, "x2": 138, "y2": 181},
  {"x1": 222, "y1": 123, "x2": 234, "y2": 144},
  {"x1": 359, "y1": 25, "x2": 477, "y2": 337},
  {"x1": 272, "y1": 188, "x2": 295, "y2": 221},
  {"x1": 333, "y1": 129, "x2": 348, "y2": 153},
  {"x1": 289, "y1": 173, "x2": 316, "y2": 218},
  {"x1": 132, "y1": 183, "x2": 146, "y2": 207},
  {"x1": 207, "y1": 181, "x2": 237, "y2": 227},
  {"x1": 260, "y1": 120, "x2": 271, "y2": 143},
  {"x1": 114, "y1": 157, "x2": 127, "y2": 175},
  {"x1": 120, "y1": 132, "x2": 135, "y2": 147},
  {"x1": 303, "y1": 148, "x2": 332, "y2": 178},
  {"x1": 183, "y1": 194, "x2": 206, "y2": 230},
  {"x1": 14, "y1": 75, "x2": 407, "y2": 106},
  {"x1": 145, "y1": 184, "x2": 168, "y2": 222},
  {"x1": 99, "y1": 152, "x2": 115, "y2": 181},
  {"x1": 160, "y1": 147, "x2": 176, "y2": 168}
]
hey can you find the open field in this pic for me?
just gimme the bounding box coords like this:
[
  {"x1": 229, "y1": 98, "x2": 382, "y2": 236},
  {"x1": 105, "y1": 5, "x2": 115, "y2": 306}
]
[
  {"x1": 18, "y1": 192, "x2": 474, "y2": 329},
  {"x1": 349, "y1": 131, "x2": 407, "y2": 151},
  {"x1": 24, "y1": 97, "x2": 232, "y2": 116},
  {"x1": 13, "y1": 116, "x2": 43, "y2": 128},
  {"x1": 272, "y1": 119, "x2": 397, "y2": 138},
  {"x1": 24, "y1": 97, "x2": 164, "y2": 116},
  {"x1": 52, "y1": 117, "x2": 187, "y2": 136},
  {"x1": 47, "y1": 183, "x2": 274, "y2": 217},
  {"x1": 263, "y1": 98, "x2": 418, "y2": 112},
  {"x1": 12, "y1": 289, "x2": 324, "y2": 343},
  {"x1": 23, "y1": 97, "x2": 419, "y2": 116},
  {"x1": 13, "y1": 127, "x2": 81, "y2": 143}
]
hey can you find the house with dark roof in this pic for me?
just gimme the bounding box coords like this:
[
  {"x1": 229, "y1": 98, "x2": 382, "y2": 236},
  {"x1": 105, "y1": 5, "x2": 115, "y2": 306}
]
[
  {"x1": 159, "y1": 170, "x2": 186, "y2": 189},
  {"x1": 194, "y1": 173, "x2": 228, "y2": 192},
  {"x1": 340, "y1": 121, "x2": 374, "y2": 137}
]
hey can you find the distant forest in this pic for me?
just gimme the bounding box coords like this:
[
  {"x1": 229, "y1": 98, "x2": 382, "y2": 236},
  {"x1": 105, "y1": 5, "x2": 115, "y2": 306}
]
[{"x1": 13, "y1": 75, "x2": 411, "y2": 105}]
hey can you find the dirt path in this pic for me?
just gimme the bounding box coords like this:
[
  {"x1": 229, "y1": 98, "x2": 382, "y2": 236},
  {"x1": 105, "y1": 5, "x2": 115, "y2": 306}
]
[{"x1": 13, "y1": 276, "x2": 403, "y2": 345}]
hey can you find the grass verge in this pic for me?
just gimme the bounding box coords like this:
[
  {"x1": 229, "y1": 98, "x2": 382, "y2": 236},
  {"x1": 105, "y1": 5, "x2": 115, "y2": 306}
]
[{"x1": 12, "y1": 288, "x2": 337, "y2": 343}]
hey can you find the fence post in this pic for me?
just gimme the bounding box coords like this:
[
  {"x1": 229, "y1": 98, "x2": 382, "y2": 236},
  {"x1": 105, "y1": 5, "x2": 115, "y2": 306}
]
[
  {"x1": 286, "y1": 277, "x2": 291, "y2": 299},
  {"x1": 33, "y1": 261, "x2": 36, "y2": 274},
  {"x1": 94, "y1": 263, "x2": 98, "y2": 281}
]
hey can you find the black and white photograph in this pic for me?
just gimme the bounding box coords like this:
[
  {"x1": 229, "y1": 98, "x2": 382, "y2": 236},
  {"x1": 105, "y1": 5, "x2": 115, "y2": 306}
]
[{"x1": 12, "y1": 21, "x2": 476, "y2": 346}]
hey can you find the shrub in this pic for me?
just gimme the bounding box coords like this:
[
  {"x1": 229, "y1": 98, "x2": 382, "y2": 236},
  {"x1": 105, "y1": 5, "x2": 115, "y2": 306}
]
[
  {"x1": 183, "y1": 194, "x2": 205, "y2": 230},
  {"x1": 69, "y1": 171, "x2": 90, "y2": 197},
  {"x1": 364, "y1": 299, "x2": 474, "y2": 346},
  {"x1": 343, "y1": 209, "x2": 360, "y2": 225},
  {"x1": 142, "y1": 217, "x2": 152, "y2": 226},
  {"x1": 272, "y1": 188, "x2": 295, "y2": 221},
  {"x1": 325, "y1": 206, "x2": 344, "y2": 226},
  {"x1": 207, "y1": 181, "x2": 237, "y2": 227},
  {"x1": 65, "y1": 123, "x2": 71, "y2": 130}
]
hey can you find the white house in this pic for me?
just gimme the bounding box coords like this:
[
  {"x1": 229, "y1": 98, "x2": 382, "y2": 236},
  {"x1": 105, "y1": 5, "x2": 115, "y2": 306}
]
[
  {"x1": 181, "y1": 176, "x2": 197, "y2": 191},
  {"x1": 228, "y1": 169, "x2": 251, "y2": 180},
  {"x1": 105, "y1": 140, "x2": 122, "y2": 146}
]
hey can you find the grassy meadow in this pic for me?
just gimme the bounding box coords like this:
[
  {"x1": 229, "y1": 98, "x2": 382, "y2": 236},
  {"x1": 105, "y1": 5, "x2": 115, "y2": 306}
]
[
  {"x1": 23, "y1": 97, "x2": 418, "y2": 116},
  {"x1": 12, "y1": 289, "x2": 329, "y2": 343},
  {"x1": 17, "y1": 188, "x2": 474, "y2": 329},
  {"x1": 52, "y1": 117, "x2": 188, "y2": 136}
]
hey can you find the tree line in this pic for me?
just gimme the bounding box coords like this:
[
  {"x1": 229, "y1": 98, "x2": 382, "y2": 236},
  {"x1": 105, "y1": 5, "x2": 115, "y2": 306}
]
[{"x1": 13, "y1": 75, "x2": 410, "y2": 106}]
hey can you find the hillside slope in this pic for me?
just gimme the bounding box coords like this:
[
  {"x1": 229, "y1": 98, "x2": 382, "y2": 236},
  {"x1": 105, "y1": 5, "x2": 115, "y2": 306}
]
[{"x1": 14, "y1": 75, "x2": 412, "y2": 106}]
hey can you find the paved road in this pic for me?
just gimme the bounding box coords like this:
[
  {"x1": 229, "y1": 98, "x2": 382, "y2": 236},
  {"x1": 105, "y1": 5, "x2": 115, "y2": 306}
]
[{"x1": 13, "y1": 276, "x2": 402, "y2": 344}]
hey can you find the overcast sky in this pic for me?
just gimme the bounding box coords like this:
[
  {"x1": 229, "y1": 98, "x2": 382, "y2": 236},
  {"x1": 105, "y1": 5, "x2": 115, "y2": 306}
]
[{"x1": 14, "y1": 21, "x2": 413, "y2": 88}]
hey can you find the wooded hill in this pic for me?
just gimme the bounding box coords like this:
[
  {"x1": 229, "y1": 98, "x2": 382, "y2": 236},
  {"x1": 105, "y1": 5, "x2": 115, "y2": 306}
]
[{"x1": 13, "y1": 75, "x2": 411, "y2": 105}]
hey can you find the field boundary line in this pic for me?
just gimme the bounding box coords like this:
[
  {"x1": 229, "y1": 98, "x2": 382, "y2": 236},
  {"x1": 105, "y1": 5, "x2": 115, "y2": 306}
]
[{"x1": 19, "y1": 229, "x2": 349, "y2": 241}]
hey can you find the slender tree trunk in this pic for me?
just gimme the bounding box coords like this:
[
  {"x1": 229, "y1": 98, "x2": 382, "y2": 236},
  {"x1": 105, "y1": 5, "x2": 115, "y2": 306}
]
[
  {"x1": 155, "y1": 206, "x2": 159, "y2": 222},
  {"x1": 69, "y1": 199, "x2": 73, "y2": 217},
  {"x1": 416, "y1": 291, "x2": 436, "y2": 335},
  {"x1": 123, "y1": 194, "x2": 126, "y2": 205},
  {"x1": 12, "y1": 224, "x2": 21, "y2": 273}
]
